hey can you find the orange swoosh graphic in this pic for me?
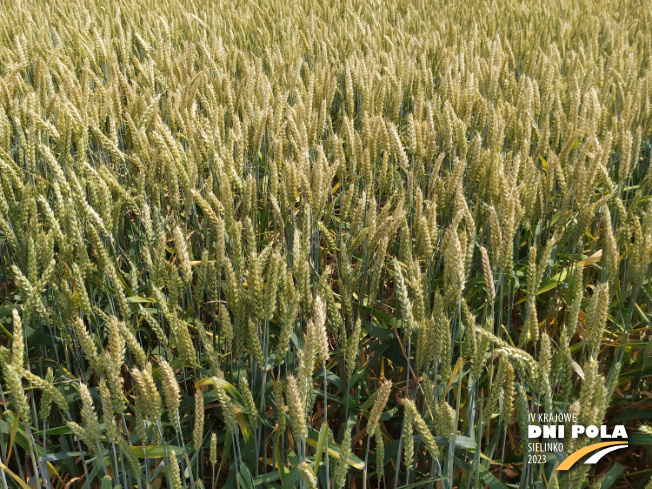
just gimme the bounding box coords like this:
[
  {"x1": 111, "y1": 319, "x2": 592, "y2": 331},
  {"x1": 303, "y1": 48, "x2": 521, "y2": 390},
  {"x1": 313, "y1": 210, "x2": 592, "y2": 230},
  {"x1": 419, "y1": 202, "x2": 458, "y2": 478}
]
[{"x1": 556, "y1": 441, "x2": 628, "y2": 471}]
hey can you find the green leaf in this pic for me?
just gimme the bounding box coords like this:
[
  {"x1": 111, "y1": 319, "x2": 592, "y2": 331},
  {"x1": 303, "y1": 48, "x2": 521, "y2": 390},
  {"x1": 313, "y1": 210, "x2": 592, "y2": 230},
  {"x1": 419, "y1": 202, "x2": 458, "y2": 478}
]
[
  {"x1": 630, "y1": 432, "x2": 652, "y2": 445},
  {"x1": 237, "y1": 463, "x2": 255, "y2": 489},
  {"x1": 24, "y1": 325, "x2": 57, "y2": 345},
  {"x1": 126, "y1": 296, "x2": 155, "y2": 303},
  {"x1": 395, "y1": 476, "x2": 440, "y2": 489},
  {"x1": 536, "y1": 269, "x2": 568, "y2": 296},
  {"x1": 599, "y1": 463, "x2": 623, "y2": 489},
  {"x1": 454, "y1": 455, "x2": 509, "y2": 489},
  {"x1": 130, "y1": 445, "x2": 183, "y2": 459},
  {"x1": 430, "y1": 435, "x2": 477, "y2": 449},
  {"x1": 281, "y1": 466, "x2": 300, "y2": 489},
  {"x1": 477, "y1": 462, "x2": 510, "y2": 489},
  {"x1": 253, "y1": 471, "x2": 281, "y2": 486},
  {"x1": 34, "y1": 425, "x2": 75, "y2": 436},
  {"x1": 313, "y1": 423, "x2": 329, "y2": 475},
  {"x1": 307, "y1": 427, "x2": 364, "y2": 470},
  {"x1": 7, "y1": 412, "x2": 20, "y2": 462},
  {"x1": 218, "y1": 428, "x2": 233, "y2": 480},
  {"x1": 1, "y1": 413, "x2": 33, "y2": 456},
  {"x1": 612, "y1": 409, "x2": 652, "y2": 422},
  {"x1": 0, "y1": 462, "x2": 33, "y2": 489},
  {"x1": 41, "y1": 451, "x2": 81, "y2": 462},
  {"x1": 274, "y1": 434, "x2": 285, "y2": 485}
]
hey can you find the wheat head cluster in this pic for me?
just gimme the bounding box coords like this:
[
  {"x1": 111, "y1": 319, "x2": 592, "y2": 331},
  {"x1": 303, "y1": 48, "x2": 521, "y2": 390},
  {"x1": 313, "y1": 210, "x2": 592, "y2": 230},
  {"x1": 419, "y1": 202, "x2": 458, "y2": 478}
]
[{"x1": 0, "y1": 0, "x2": 651, "y2": 488}]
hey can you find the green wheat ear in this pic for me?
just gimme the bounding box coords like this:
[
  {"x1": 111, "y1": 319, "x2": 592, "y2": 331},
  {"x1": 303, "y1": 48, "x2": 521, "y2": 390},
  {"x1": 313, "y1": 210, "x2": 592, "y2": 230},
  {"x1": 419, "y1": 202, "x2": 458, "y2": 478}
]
[
  {"x1": 1, "y1": 0, "x2": 650, "y2": 486},
  {"x1": 101, "y1": 475, "x2": 114, "y2": 489}
]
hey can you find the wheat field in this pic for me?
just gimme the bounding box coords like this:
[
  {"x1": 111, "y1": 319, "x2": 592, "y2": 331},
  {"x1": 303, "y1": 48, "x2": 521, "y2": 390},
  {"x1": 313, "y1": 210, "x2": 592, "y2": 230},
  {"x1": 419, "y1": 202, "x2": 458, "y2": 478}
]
[{"x1": 0, "y1": 0, "x2": 651, "y2": 488}]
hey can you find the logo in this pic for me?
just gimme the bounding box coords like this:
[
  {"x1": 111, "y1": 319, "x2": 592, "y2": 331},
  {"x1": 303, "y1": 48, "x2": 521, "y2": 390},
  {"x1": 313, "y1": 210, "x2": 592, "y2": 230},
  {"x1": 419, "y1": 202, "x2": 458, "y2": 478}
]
[
  {"x1": 526, "y1": 412, "x2": 628, "y2": 471},
  {"x1": 555, "y1": 441, "x2": 628, "y2": 471}
]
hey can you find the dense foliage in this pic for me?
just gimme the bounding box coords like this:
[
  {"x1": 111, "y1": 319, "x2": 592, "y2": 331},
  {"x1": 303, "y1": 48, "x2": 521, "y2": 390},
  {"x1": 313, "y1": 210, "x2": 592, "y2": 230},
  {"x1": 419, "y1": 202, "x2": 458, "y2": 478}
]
[{"x1": 0, "y1": 0, "x2": 651, "y2": 488}]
